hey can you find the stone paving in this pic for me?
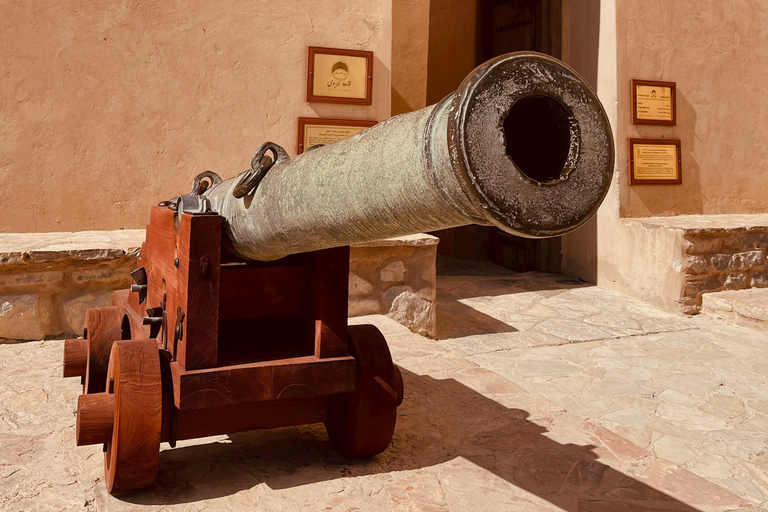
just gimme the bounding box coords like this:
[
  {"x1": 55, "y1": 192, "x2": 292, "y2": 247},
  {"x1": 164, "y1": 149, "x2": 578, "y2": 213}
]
[
  {"x1": 436, "y1": 256, "x2": 768, "y2": 509},
  {"x1": 0, "y1": 255, "x2": 766, "y2": 510}
]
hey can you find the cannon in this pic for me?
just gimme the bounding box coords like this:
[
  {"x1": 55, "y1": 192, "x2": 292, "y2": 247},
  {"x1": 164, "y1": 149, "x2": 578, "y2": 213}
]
[{"x1": 62, "y1": 52, "x2": 613, "y2": 494}]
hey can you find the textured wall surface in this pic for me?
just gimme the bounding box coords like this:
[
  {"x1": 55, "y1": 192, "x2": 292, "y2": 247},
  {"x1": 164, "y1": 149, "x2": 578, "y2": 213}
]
[
  {"x1": 0, "y1": 1, "x2": 392, "y2": 232},
  {"x1": 392, "y1": 0, "x2": 430, "y2": 115},
  {"x1": 617, "y1": 1, "x2": 768, "y2": 217}
]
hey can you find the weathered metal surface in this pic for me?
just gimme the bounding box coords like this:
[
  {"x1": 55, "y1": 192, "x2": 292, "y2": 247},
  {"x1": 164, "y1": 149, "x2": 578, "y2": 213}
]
[{"x1": 203, "y1": 52, "x2": 614, "y2": 261}]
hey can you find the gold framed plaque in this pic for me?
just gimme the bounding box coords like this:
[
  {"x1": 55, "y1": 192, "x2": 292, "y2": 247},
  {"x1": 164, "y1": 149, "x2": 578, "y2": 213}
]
[
  {"x1": 297, "y1": 117, "x2": 377, "y2": 154},
  {"x1": 631, "y1": 79, "x2": 676, "y2": 125},
  {"x1": 629, "y1": 138, "x2": 682, "y2": 185},
  {"x1": 306, "y1": 47, "x2": 373, "y2": 105}
]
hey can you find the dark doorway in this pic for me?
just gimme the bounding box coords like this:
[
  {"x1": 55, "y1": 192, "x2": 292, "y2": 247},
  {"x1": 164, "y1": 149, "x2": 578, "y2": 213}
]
[{"x1": 429, "y1": 0, "x2": 563, "y2": 273}]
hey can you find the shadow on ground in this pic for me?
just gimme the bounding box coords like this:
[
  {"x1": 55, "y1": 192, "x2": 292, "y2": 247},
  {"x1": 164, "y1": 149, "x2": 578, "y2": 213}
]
[
  {"x1": 436, "y1": 255, "x2": 589, "y2": 340},
  {"x1": 119, "y1": 368, "x2": 703, "y2": 511}
]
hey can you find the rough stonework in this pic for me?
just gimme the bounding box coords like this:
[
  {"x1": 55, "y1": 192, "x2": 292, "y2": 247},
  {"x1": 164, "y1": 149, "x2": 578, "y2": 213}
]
[
  {"x1": 619, "y1": 215, "x2": 768, "y2": 315},
  {"x1": 0, "y1": 230, "x2": 144, "y2": 340},
  {"x1": 0, "y1": 231, "x2": 438, "y2": 341},
  {"x1": 349, "y1": 234, "x2": 438, "y2": 338},
  {"x1": 680, "y1": 220, "x2": 768, "y2": 313}
]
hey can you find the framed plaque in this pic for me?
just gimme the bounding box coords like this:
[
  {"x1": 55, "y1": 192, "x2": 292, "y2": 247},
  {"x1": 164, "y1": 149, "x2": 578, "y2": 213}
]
[
  {"x1": 297, "y1": 117, "x2": 377, "y2": 154},
  {"x1": 629, "y1": 138, "x2": 682, "y2": 185},
  {"x1": 306, "y1": 47, "x2": 374, "y2": 105},
  {"x1": 631, "y1": 79, "x2": 676, "y2": 125}
]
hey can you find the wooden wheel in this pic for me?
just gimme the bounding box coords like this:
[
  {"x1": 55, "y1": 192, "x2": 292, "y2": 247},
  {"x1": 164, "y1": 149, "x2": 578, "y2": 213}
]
[
  {"x1": 104, "y1": 339, "x2": 162, "y2": 494},
  {"x1": 84, "y1": 307, "x2": 123, "y2": 394},
  {"x1": 325, "y1": 324, "x2": 404, "y2": 458}
]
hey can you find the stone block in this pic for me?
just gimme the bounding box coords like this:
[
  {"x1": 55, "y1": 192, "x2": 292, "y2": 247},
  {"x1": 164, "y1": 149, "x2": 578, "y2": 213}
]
[
  {"x1": 0, "y1": 271, "x2": 64, "y2": 289},
  {"x1": 683, "y1": 256, "x2": 708, "y2": 275},
  {"x1": 710, "y1": 254, "x2": 731, "y2": 271},
  {"x1": 724, "y1": 273, "x2": 748, "y2": 290},
  {"x1": 744, "y1": 232, "x2": 768, "y2": 250},
  {"x1": 734, "y1": 299, "x2": 768, "y2": 322},
  {"x1": 383, "y1": 285, "x2": 414, "y2": 312},
  {"x1": 731, "y1": 250, "x2": 766, "y2": 270},
  {"x1": 684, "y1": 276, "x2": 725, "y2": 299},
  {"x1": 380, "y1": 260, "x2": 407, "y2": 283},
  {"x1": 721, "y1": 234, "x2": 746, "y2": 251},
  {"x1": 348, "y1": 298, "x2": 381, "y2": 317},
  {"x1": 680, "y1": 303, "x2": 700, "y2": 315},
  {"x1": 683, "y1": 236, "x2": 722, "y2": 255},
  {"x1": 63, "y1": 291, "x2": 113, "y2": 335},
  {"x1": 348, "y1": 272, "x2": 374, "y2": 298},
  {"x1": 70, "y1": 266, "x2": 131, "y2": 285},
  {"x1": 0, "y1": 294, "x2": 43, "y2": 340},
  {"x1": 386, "y1": 288, "x2": 435, "y2": 338},
  {"x1": 752, "y1": 269, "x2": 768, "y2": 287},
  {"x1": 0, "y1": 252, "x2": 25, "y2": 265}
]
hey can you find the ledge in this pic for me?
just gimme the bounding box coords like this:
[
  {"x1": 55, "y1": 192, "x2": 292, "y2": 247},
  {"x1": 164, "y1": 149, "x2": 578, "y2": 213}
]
[
  {"x1": 0, "y1": 230, "x2": 145, "y2": 265},
  {"x1": 626, "y1": 213, "x2": 768, "y2": 233},
  {"x1": 0, "y1": 229, "x2": 438, "y2": 340},
  {"x1": 0, "y1": 230, "x2": 439, "y2": 265}
]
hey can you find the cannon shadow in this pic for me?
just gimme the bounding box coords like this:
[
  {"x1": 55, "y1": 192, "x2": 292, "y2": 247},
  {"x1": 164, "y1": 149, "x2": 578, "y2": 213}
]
[
  {"x1": 435, "y1": 254, "x2": 589, "y2": 340},
  {"x1": 119, "y1": 367, "x2": 705, "y2": 511}
]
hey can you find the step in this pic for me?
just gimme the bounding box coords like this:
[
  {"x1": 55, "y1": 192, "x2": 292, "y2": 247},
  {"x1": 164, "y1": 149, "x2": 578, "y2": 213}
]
[{"x1": 702, "y1": 287, "x2": 768, "y2": 330}]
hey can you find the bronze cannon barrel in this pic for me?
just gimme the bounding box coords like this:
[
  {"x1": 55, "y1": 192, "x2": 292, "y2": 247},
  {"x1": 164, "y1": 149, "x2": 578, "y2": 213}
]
[{"x1": 204, "y1": 52, "x2": 614, "y2": 261}]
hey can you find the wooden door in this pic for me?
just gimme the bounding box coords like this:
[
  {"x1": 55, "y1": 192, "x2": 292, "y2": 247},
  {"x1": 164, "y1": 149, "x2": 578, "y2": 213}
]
[{"x1": 480, "y1": 0, "x2": 562, "y2": 273}]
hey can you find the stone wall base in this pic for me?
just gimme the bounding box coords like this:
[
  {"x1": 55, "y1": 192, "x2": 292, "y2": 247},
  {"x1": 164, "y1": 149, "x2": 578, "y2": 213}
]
[
  {"x1": 350, "y1": 234, "x2": 438, "y2": 338},
  {"x1": 0, "y1": 231, "x2": 438, "y2": 341},
  {"x1": 613, "y1": 215, "x2": 768, "y2": 315}
]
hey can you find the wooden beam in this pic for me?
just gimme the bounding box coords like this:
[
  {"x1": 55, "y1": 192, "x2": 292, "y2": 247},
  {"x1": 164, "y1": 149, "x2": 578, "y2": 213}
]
[{"x1": 171, "y1": 355, "x2": 355, "y2": 410}]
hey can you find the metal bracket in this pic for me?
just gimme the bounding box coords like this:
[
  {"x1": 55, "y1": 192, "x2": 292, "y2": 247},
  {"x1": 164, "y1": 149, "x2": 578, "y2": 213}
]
[
  {"x1": 172, "y1": 307, "x2": 185, "y2": 361},
  {"x1": 130, "y1": 267, "x2": 148, "y2": 304},
  {"x1": 143, "y1": 306, "x2": 163, "y2": 339},
  {"x1": 191, "y1": 171, "x2": 222, "y2": 195},
  {"x1": 232, "y1": 142, "x2": 289, "y2": 198}
]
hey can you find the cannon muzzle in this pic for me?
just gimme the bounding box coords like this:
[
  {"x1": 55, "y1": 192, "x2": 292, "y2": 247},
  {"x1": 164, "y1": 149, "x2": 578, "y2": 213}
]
[{"x1": 203, "y1": 52, "x2": 614, "y2": 261}]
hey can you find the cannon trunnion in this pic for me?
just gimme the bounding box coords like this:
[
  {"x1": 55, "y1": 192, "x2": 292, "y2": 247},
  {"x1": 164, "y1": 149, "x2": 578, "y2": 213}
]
[{"x1": 62, "y1": 52, "x2": 614, "y2": 494}]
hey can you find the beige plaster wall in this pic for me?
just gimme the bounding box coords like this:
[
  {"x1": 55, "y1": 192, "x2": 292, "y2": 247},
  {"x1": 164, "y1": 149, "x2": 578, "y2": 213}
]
[
  {"x1": 559, "y1": 0, "x2": 602, "y2": 283},
  {"x1": 392, "y1": 0, "x2": 430, "y2": 115},
  {"x1": 583, "y1": 0, "x2": 680, "y2": 309},
  {"x1": 564, "y1": 0, "x2": 768, "y2": 311},
  {"x1": 617, "y1": 1, "x2": 768, "y2": 217},
  {"x1": 0, "y1": 1, "x2": 392, "y2": 233}
]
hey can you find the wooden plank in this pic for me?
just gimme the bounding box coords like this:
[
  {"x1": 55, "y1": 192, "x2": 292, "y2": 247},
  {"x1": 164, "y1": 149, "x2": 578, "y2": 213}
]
[
  {"x1": 219, "y1": 265, "x2": 305, "y2": 320},
  {"x1": 175, "y1": 213, "x2": 221, "y2": 370},
  {"x1": 272, "y1": 357, "x2": 357, "y2": 399},
  {"x1": 171, "y1": 396, "x2": 328, "y2": 441},
  {"x1": 171, "y1": 355, "x2": 355, "y2": 409},
  {"x1": 307, "y1": 247, "x2": 350, "y2": 359}
]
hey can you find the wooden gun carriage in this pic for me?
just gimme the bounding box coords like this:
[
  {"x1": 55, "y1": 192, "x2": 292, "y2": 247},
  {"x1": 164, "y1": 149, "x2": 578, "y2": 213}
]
[{"x1": 62, "y1": 52, "x2": 614, "y2": 494}]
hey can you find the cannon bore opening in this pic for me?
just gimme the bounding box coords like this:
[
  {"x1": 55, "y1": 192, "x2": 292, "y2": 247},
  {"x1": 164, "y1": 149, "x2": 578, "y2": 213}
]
[{"x1": 503, "y1": 95, "x2": 573, "y2": 184}]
